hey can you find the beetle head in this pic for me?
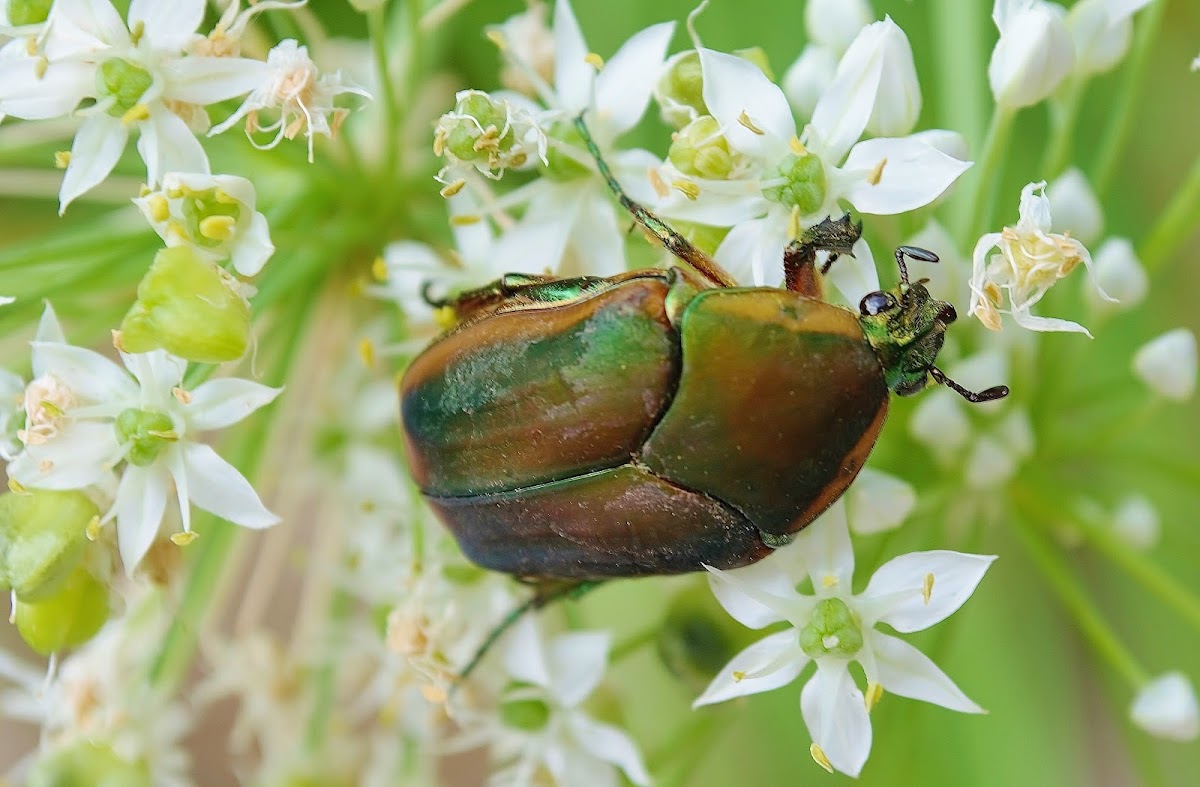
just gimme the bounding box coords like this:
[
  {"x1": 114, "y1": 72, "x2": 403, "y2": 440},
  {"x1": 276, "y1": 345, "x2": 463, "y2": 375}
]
[{"x1": 858, "y1": 247, "x2": 1009, "y2": 403}]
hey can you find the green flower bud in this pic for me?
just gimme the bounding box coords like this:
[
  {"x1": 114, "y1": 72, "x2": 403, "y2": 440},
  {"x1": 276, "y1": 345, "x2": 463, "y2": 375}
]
[
  {"x1": 28, "y1": 742, "x2": 151, "y2": 787},
  {"x1": 7, "y1": 0, "x2": 53, "y2": 25},
  {"x1": 799, "y1": 597, "x2": 863, "y2": 659},
  {"x1": 669, "y1": 116, "x2": 734, "y2": 180},
  {"x1": 14, "y1": 564, "x2": 109, "y2": 655},
  {"x1": 500, "y1": 682, "x2": 552, "y2": 731},
  {"x1": 541, "y1": 122, "x2": 590, "y2": 181},
  {"x1": 660, "y1": 51, "x2": 707, "y2": 123},
  {"x1": 443, "y1": 92, "x2": 517, "y2": 163},
  {"x1": 96, "y1": 58, "x2": 154, "y2": 117},
  {"x1": 120, "y1": 246, "x2": 251, "y2": 363},
  {"x1": 114, "y1": 408, "x2": 176, "y2": 467},
  {"x1": 657, "y1": 582, "x2": 762, "y2": 691},
  {"x1": 0, "y1": 489, "x2": 97, "y2": 602},
  {"x1": 733, "y1": 47, "x2": 775, "y2": 82},
  {"x1": 765, "y1": 151, "x2": 827, "y2": 215}
]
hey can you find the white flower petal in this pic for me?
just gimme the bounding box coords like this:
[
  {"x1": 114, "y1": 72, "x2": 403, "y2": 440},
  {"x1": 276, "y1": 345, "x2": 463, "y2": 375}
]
[
  {"x1": 129, "y1": 0, "x2": 204, "y2": 52},
  {"x1": 0, "y1": 59, "x2": 94, "y2": 120},
  {"x1": 187, "y1": 379, "x2": 282, "y2": 431},
  {"x1": 1111, "y1": 495, "x2": 1160, "y2": 551},
  {"x1": 1010, "y1": 307, "x2": 1092, "y2": 336},
  {"x1": 552, "y1": 0, "x2": 592, "y2": 112},
  {"x1": 492, "y1": 184, "x2": 580, "y2": 273},
  {"x1": 546, "y1": 630, "x2": 610, "y2": 708},
  {"x1": 164, "y1": 56, "x2": 270, "y2": 106},
  {"x1": 59, "y1": 114, "x2": 129, "y2": 214},
  {"x1": 115, "y1": 463, "x2": 168, "y2": 573},
  {"x1": 592, "y1": 22, "x2": 674, "y2": 136},
  {"x1": 136, "y1": 107, "x2": 210, "y2": 188},
  {"x1": 562, "y1": 189, "x2": 624, "y2": 277},
  {"x1": 1089, "y1": 237, "x2": 1146, "y2": 311},
  {"x1": 693, "y1": 629, "x2": 806, "y2": 706},
  {"x1": 863, "y1": 550, "x2": 996, "y2": 632},
  {"x1": 8, "y1": 421, "x2": 119, "y2": 489},
  {"x1": 699, "y1": 48, "x2": 795, "y2": 160},
  {"x1": 792, "y1": 501, "x2": 854, "y2": 595},
  {"x1": 1132, "y1": 329, "x2": 1197, "y2": 402},
  {"x1": 1130, "y1": 672, "x2": 1200, "y2": 741},
  {"x1": 869, "y1": 631, "x2": 985, "y2": 713},
  {"x1": 567, "y1": 713, "x2": 651, "y2": 786},
  {"x1": 504, "y1": 614, "x2": 551, "y2": 689},
  {"x1": 179, "y1": 441, "x2": 279, "y2": 528},
  {"x1": 809, "y1": 28, "x2": 883, "y2": 164},
  {"x1": 231, "y1": 209, "x2": 275, "y2": 277},
  {"x1": 782, "y1": 45, "x2": 837, "y2": 119},
  {"x1": 122, "y1": 350, "x2": 185, "y2": 396},
  {"x1": 34, "y1": 303, "x2": 67, "y2": 344},
  {"x1": 824, "y1": 236, "x2": 879, "y2": 306},
  {"x1": 656, "y1": 179, "x2": 770, "y2": 227},
  {"x1": 846, "y1": 468, "x2": 917, "y2": 535},
  {"x1": 805, "y1": 0, "x2": 873, "y2": 54},
  {"x1": 839, "y1": 137, "x2": 971, "y2": 215},
  {"x1": 713, "y1": 211, "x2": 789, "y2": 287},
  {"x1": 704, "y1": 564, "x2": 798, "y2": 629},
  {"x1": 29, "y1": 341, "x2": 134, "y2": 402},
  {"x1": 800, "y1": 662, "x2": 871, "y2": 778},
  {"x1": 989, "y1": 0, "x2": 1075, "y2": 109}
]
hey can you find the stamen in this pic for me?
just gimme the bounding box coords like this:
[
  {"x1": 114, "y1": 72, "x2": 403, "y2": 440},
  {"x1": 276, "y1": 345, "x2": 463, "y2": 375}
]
[
  {"x1": 585, "y1": 52, "x2": 605, "y2": 70},
  {"x1": 121, "y1": 104, "x2": 151, "y2": 126},
  {"x1": 171, "y1": 531, "x2": 199, "y2": 546},
  {"x1": 54, "y1": 151, "x2": 71, "y2": 169},
  {"x1": 809, "y1": 743, "x2": 834, "y2": 774},
  {"x1": 732, "y1": 670, "x2": 746, "y2": 682},
  {"x1": 85, "y1": 515, "x2": 102, "y2": 542},
  {"x1": 440, "y1": 179, "x2": 467, "y2": 198},
  {"x1": 737, "y1": 111, "x2": 765, "y2": 135},
  {"x1": 867, "y1": 157, "x2": 887, "y2": 186},
  {"x1": 648, "y1": 167, "x2": 669, "y2": 199},
  {"x1": 923, "y1": 573, "x2": 935, "y2": 605},
  {"x1": 449, "y1": 213, "x2": 482, "y2": 226},
  {"x1": 789, "y1": 136, "x2": 808, "y2": 156},
  {"x1": 372, "y1": 256, "x2": 388, "y2": 282},
  {"x1": 171, "y1": 387, "x2": 193, "y2": 404},
  {"x1": 671, "y1": 179, "x2": 700, "y2": 200},
  {"x1": 865, "y1": 680, "x2": 884, "y2": 712},
  {"x1": 787, "y1": 204, "x2": 801, "y2": 242},
  {"x1": 199, "y1": 215, "x2": 237, "y2": 241},
  {"x1": 358, "y1": 337, "x2": 376, "y2": 368},
  {"x1": 821, "y1": 574, "x2": 838, "y2": 588},
  {"x1": 146, "y1": 194, "x2": 170, "y2": 223}
]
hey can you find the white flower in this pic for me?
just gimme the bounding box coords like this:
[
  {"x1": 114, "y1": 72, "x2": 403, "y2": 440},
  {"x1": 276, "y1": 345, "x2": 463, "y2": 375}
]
[
  {"x1": 988, "y1": 0, "x2": 1075, "y2": 109},
  {"x1": 1130, "y1": 672, "x2": 1200, "y2": 741},
  {"x1": 1132, "y1": 328, "x2": 1197, "y2": 401},
  {"x1": 0, "y1": 0, "x2": 271, "y2": 212},
  {"x1": 782, "y1": 45, "x2": 837, "y2": 119},
  {"x1": 210, "y1": 38, "x2": 370, "y2": 162},
  {"x1": 858, "y1": 16, "x2": 922, "y2": 137},
  {"x1": 1089, "y1": 237, "x2": 1147, "y2": 311},
  {"x1": 8, "y1": 309, "x2": 281, "y2": 570},
  {"x1": 1047, "y1": 167, "x2": 1103, "y2": 246},
  {"x1": 434, "y1": 89, "x2": 548, "y2": 182},
  {"x1": 483, "y1": 0, "x2": 675, "y2": 277},
  {"x1": 490, "y1": 1, "x2": 556, "y2": 97},
  {"x1": 804, "y1": 0, "x2": 874, "y2": 55},
  {"x1": 463, "y1": 616, "x2": 651, "y2": 787},
  {"x1": 133, "y1": 172, "x2": 273, "y2": 276},
  {"x1": 969, "y1": 181, "x2": 1111, "y2": 334},
  {"x1": 695, "y1": 502, "x2": 993, "y2": 777},
  {"x1": 660, "y1": 19, "x2": 967, "y2": 292},
  {"x1": 188, "y1": 0, "x2": 309, "y2": 58},
  {"x1": 845, "y1": 468, "x2": 916, "y2": 535},
  {"x1": 1067, "y1": 0, "x2": 1153, "y2": 76},
  {"x1": 1111, "y1": 495, "x2": 1160, "y2": 550}
]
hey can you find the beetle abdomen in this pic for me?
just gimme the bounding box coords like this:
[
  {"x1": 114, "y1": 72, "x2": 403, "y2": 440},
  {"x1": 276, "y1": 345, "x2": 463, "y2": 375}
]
[
  {"x1": 642, "y1": 289, "x2": 888, "y2": 536},
  {"x1": 401, "y1": 276, "x2": 679, "y2": 496}
]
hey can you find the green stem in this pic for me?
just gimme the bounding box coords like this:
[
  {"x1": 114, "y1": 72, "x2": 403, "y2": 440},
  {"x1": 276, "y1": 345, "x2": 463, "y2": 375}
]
[
  {"x1": 1139, "y1": 151, "x2": 1200, "y2": 274},
  {"x1": 955, "y1": 106, "x2": 1016, "y2": 249},
  {"x1": 610, "y1": 624, "x2": 661, "y2": 663},
  {"x1": 929, "y1": 0, "x2": 989, "y2": 149},
  {"x1": 1091, "y1": 0, "x2": 1169, "y2": 197},
  {"x1": 1042, "y1": 76, "x2": 1085, "y2": 179},
  {"x1": 649, "y1": 712, "x2": 727, "y2": 787},
  {"x1": 370, "y1": 5, "x2": 402, "y2": 179},
  {"x1": 1011, "y1": 511, "x2": 1148, "y2": 689}
]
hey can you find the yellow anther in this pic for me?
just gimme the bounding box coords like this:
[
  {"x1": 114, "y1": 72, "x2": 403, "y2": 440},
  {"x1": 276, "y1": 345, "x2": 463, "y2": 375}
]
[
  {"x1": 146, "y1": 429, "x2": 180, "y2": 441},
  {"x1": 34, "y1": 56, "x2": 48, "y2": 79},
  {"x1": 37, "y1": 400, "x2": 63, "y2": 419},
  {"x1": 440, "y1": 178, "x2": 467, "y2": 198},
  {"x1": 358, "y1": 337, "x2": 376, "y2": 368},
  {"x1": 167, "y1": 186, "x2": 187, "y2": 199},
  {"x1": 648, "y1": 167, "x2": 669, "y2": 199},
  {"x1": 121, "y1": 104, "x2": 151, "y2": 126},
  {"x1": 585, "y1": 52, "x2": 605, "y2": 70},
  {"x1": 486, "y1": 29, "x2": 507, "y2": 51},
  {"x1": 865, "y1": 680, "x2": 884, "y2": 712},
  {"x1": 420, "y1": 683, "x2": 448, "y2": 704},
  {"x1": 671, "y1": 178, "x2": 700, "y2": 201},
  {"x1": 111, "y1": 329, "x2": 126, "y2": 351},
  {"x1": 85, "y1": 516, "x2": 102, "y2": 542},
  {"x1": 737, "y1": 110, "x2": 765, "y2": 135},
  {"x1": 171, "y1": 387, "x2": 193, "y2": 404},
  {"x1": 732, "y1": 670, "x2": 747, "y2": 682},
  {"x1": 213, "y1": 188, "x2": 238, "y2": 205},
  {"x1": 821, "y1": 574, "x2": 838, "y2": 589},
  {"x1": 25, "y1": 37, "x2": 38, "y2": 57},
  {"x1": 54, "y1": 151, "x2": 71, "y2": 169},
  {"x1": 787, "y1": 204, "x2": 801, "y2": 242},
  {"x1": 789, "y1": 136, "x2": 808, "y2": 156},
  {"x1": 867, "y1": 157, "x2": 887, "y2": 186},
  {"x1": 433, "y1": 130, "x2": 446, "y2": 157},
  {"x1": 809, "y1": 743, "x2": 834, "y2": 773},
  {"x1": 171, "y1": 531, "x2": 199, "y2": 546},
  {"x1": 146, "y1": 194, "x2": 170, "y2": 223},
  {"x1": 449, "y1": 213, "x2": 482, "y2": 226},
  {"x1": 199, "y1": 215, "x2": 237, "y2": 241},
  {"x1": 7, "y1": 478, "x2": 27, "y2": 494},
  {"x1": 130, "y1": 20, "x2": 145, "y2": 46},
  {"x1": 165, "y1": 220, "x2": 189, "y2": 242},
  {"x1": 922, "y1": 572, "x2": 934, "y2": 605},
  {"x1": 372, "y1": 256, "x2": 388, "y2": 282},
  {"x1": 138, "y1": 184, "x2": 152, "y2": 197}
]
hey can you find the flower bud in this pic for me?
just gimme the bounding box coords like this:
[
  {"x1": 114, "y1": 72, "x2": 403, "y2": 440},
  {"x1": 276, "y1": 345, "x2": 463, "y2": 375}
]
[
  {"x1": 782, "y1": 45, "x2": 837, "y2": 118},
  {"x1": 657, "y1": 582, "x2": 760, "y2": 692},
  {"x1": 1111, "y1": 495, "x2": 1160, "y2": 551},
  {"x1": 0, "y1": 488, "x2": 97, "y2": 601},
  {"x1": 1130, "y1": 672, "x2": 1200, "y2": 741},
  {"x1": 435, "y1": 90, "x2": 546, "y2": 179},
  {"x1": 988, "y1": 0, "x2": 1075, "y2": 109},
  {"x1": 804, "y1": 0, "x2": 874, "y2": 55},
  {"x1": 1088, "y1": 238, "x2": 1147, "y2": 312},
  {"x1": 910, "y1": 389, "x2": 971, "y2": 463},
  {"x1": 656, "y1": 49, "x2": 774, "y2": 129},
  {"x1": 845, "y1": 467, "x2": 916, "y2": 535},
  {"x1": 135, "y1": 173, "x2": 274, "y2": 277},
  {"x1": 668, "y1": 116, "x2": 733, "y2": 180},
  {"x1": 1067, "y1": 0, "x2": 1151, "y2": 76},
  {"x1": 858, "y1": 17, "x2": 922, "y2": 136},
  {"x1": 1048, "y1": 167, "x2": 1103, "y2": 246},
  {"x1": 1133, "y1": 329, "x2": 1197, "y2": 402},
  {"x1": 14, "y1": 563, "x2": 109, "y2": 654},
  {"x1": 965, "y1": 435, "x2": 1018, "y2": 490},
  {"x1": 27, "y1": 741, "x2": 151, "y2": 787},
  {"x1": 119, "y1": 247, "x2": 251, "y2": 363}
]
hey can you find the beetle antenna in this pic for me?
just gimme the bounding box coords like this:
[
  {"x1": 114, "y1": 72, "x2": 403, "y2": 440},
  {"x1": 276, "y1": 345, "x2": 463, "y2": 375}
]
[
  {"x1": 929, "y1": 366, "x2": 1010, "y2": 403},
  {"x1": 455, "y1": 580, "x2": 604, "y2": 686},
  {"x1": 894, "y1": 245, "x2": 939, "y2": 288},
  {"x1": 572, "y1": 114, "x2": 738, "y2": 289},
  {"x1": 421, "y1": 280, "x2": 447, "y2": 308}
]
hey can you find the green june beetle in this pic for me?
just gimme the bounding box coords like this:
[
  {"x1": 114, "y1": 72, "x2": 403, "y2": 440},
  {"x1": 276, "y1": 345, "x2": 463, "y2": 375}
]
[{"x1": 400, "y1": 118, "x2": 1007, "y2": 587}]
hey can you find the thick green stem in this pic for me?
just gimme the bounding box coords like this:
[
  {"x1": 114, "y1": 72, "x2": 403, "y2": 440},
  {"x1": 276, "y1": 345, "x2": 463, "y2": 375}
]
[
  {"x1": 1139, "y1": 152, "x2": 1200, "y2": 274},
  {"x1": 1042, "y1": 77, "x2": 1085, "y2": 179},
  {"x1": 955, "y1": 106, "x2": 1016, "y2": 249},
  {"x1": 1091, "y1": 0, "x2": 1169, "y2": 197},
  {"x1": 370, "y1": 5, "x2": 403, "y2": 179},
  {"x1": 1011, "y1": 512, "x2": 1148, "y2": 689},
  {"x1": 929, "y1": 0, "x2": 989, "y2": 149}
]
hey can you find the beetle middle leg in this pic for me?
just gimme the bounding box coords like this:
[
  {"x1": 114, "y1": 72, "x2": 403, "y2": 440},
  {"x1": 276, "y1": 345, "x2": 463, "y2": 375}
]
[{"x1": 782, "y1": 214, "x2": 864, "y2": 297}]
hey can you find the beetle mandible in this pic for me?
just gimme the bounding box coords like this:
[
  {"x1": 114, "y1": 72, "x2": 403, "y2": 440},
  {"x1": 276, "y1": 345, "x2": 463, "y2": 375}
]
[{"x1": 400, "y1": 116, "x2": 1007, "y2": 594}]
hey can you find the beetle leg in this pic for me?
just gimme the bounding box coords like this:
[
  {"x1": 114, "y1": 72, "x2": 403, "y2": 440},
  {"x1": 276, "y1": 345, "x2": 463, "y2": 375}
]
[
  {"x1": 783, "y1": 214, "x2": 864, "y2": 296},
  {"x1": 783, "y1": 241, "x2": 822, "y2": 298}
]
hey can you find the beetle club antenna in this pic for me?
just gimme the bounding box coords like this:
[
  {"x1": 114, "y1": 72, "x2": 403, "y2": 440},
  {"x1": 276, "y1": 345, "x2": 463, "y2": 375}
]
[
  {"x1": 929, "y1": 366, "x2": 1010, "y2": 403},
  {"x1": 894, "y1": 245, "x2": 940, "y2": 287},
  {"x1": 572, "y1": 115, "x2": 738, "y2": 289}
]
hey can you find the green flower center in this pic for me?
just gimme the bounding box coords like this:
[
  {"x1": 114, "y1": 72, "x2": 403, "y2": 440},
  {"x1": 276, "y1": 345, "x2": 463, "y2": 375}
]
[
  {"x1": 115, "y1": 408, "x2": 176, "y2": 467},
  {"x1": 7, "y1": 0, "x2": 52, "y2": 25},
  {"x1": 765, "y1": 151, "x2": 827, "y2": 215},
  {"x1": 443, "y1": 93, "x2": 517, "y2": 163},
  {"x1": 177, "y1": 187, "x2": 243, "y2": 249},
  {"x1": 663, "y1": 51, "x2": 706, "y2": 117},
  {"x1": 500, "y1": 682, "x2": 552, "y2": 732},
  {"x1": 799, "y1": 597, "x2": 864, "y2": 659},
  {"x1": 669, "y1": 115, "x2": 733, "y2": 180},
  {"x1": 541, "y1": 122, "x2": 590, "y2": 181},
  {"x1": 97, "y1": 58, "x2": 154, "y2": 117}
]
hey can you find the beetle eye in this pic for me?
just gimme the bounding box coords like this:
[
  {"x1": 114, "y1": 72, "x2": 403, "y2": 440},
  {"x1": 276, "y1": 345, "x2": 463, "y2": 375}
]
[
  {"x1": 936, "y1": 302, "x2": 958, "y2": 324},
  {"x1": 859, "y1": 291, "x2": 896, "y2": 316}
]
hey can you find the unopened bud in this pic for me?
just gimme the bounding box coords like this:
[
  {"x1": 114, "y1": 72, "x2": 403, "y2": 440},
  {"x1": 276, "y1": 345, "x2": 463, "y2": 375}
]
[
  {"x1": 0, "y1": 488, "x2": 97, "y2": 601},
  {"x1": 804, "y1": 0, "x2": 873, "y2": 55},
  {"x1": 656, "y1": 48, "x2": 773, "y2": 129},
  {"x1": 782, "y1": 45, "x2": 837, "y2": 118},
  {"x1": 668, "y1": 116, "x2": 733, "y2": 180},
  {"x1": 845, "y1": 468, "x2": 916, "y2": 535},
  {"x1": 1131, "y1": 672, "x2": 1200, "y2": 741},
  {"x1": 1088, "y1": 238, "x2": 1146, "y2": 312},
  {"x1": 1111, "y1": 495, "x2": 1160, "y2": 551},
  {"x1": 1133, "y1": 328, "x2": 1197, "y2": 402},
  {"x1": 989, "y1": 0, "x2": 1075, "y2": 109},
  {"x1": 1048, "y1": 167, "x2": 1104, "y2": 246},
  {"x1": 120, "y1": 247, "x2": 251, "y2": 363},
  {"x1": 14, "y1": 564, "x2": 109, "y2": 654}
]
